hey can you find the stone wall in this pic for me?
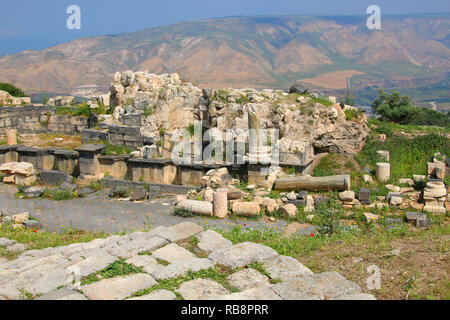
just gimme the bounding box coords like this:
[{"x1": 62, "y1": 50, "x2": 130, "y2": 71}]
[
  {"x1": 0, "y1": 144, "x2": 312, "y2": 187},
  {"x1": 0, "y1": 105, "x2": 89, "y2": 135}
]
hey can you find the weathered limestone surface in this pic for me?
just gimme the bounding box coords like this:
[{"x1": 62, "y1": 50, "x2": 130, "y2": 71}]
[
  {"x1": 208, "y1": 242, "x2": 279, "y2": 268},
  {"x1": 177, "y1": 279, "x2": 229, "y2": 300},
  {"x1": 151, "y1": 243, "x2": 196, "y2": 263},
  {"x1": 81, "y1": 274, "x2": 157, "y2": 300},
  {"x1": 149, "y1": 222, "x2": 203, "y2": 242},
  {"x1": 272, "y1": 272, "x2": 362, "y2": 300},
  {"x1": 0, "y1": 222, "x2": 373, "y2": 300},
  {"x1": 36, "y1": 287, "x2": 88, "y2": 300},
  {"x1": 226, "y1": 268, "x2": 271, "y2": 291},
  {"x1": 263, "y1": 255, "x2": 313, "y2": 281},
  {"x1": 196, "y1": 230, "x2": 232, "y2": 254},
  {"x1": 150, "y1": 258, "x2": 215, "y2": 280}
]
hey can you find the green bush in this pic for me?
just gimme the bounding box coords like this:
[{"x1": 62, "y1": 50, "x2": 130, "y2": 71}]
[
  {"x1": 0, "y1": 83, "x2": 27, "y2": 97},
  {"x1": 372, "y1": 90, "x2": 449, "y2": 128}
]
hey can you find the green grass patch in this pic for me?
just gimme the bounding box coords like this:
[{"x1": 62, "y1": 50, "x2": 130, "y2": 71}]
[
  {"x1": 130, "y1": 266, "x2": 239, "y2": 299},
  {"x1": 81, "y1": 259, "x2": 144, "y2": 285},
  {"x1": 355, "y1": 133, "x2": 450, "y2": 182},
  {"x1": 248, "y1": 262, "x2": 282, "y2": 284},
  {"x1": 99, "y1": 140, "x2": 134, "y2": 156},
  {"x1": 0, "y1": 224, "x2": 108, "y2": 257}
]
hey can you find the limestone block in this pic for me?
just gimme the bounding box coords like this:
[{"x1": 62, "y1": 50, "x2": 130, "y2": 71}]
[
  {"x1": 232, "y1": 201, "x2": 261, "y2": 216},
  {"x1": 376, "y1": 163, "x2": 390, "y2": 182},
  {"x1": 213, "y1": 191, "x2": 228, "y2": 218},
  {"x1": 177, "y1": 199, "x2": 213, "y2": 216}
]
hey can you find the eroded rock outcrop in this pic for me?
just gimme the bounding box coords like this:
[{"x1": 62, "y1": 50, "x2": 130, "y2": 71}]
[{"x1": 106, "y1": 70, "x2": 369, "y2": 157}]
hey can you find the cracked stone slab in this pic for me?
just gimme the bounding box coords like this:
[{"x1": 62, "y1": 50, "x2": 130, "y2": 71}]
[
  {"x1": 226, "y1": 268, "x2": 271, "y2": 291},
  {"x1": 196, "y1": 230, "x2": 232, "y2": 254},
  {"x1": 112, "y1": 236, "x2": 169, "y2": 258},
  {"x1": 69, "y1": 250, "x2": 117, "y2": 277},
  {"x1": 263, "y1": 255, "x2": 313, "y2": 281},
  {"x1": 81, "y1": 273, "x2": 157, "y2": 300},
  {"x1": 35, "y1": 287, "x2": 88, "y2": 300},
  {"x1": 208, "y1": 242, "x2": 278, "y2": 269},
  {"x1": 272, "y1": 272, "x2": 362, "y2": 300},
  {"x1": 151, "y1": 243, "x2": 196, "y2": 263},
  {"x1": 216, "y1": 287, "x2": 282, "y2": 300},
  {"x1": 150, "y1": 222, "x2": 203, "y2": 242},
  {"x1": 17, "y1": 267, "x2": 73, "y2": 296},
  {"x1": 151, "y1": 258, "x2": 214, "y2": 280},
  {"x1": 127, "y1": 289, "x2": 176, "y2": 300},
  {"x1": 125, "y1": 255, "x2": 161, "y2": 274},
  {"x1": 177, "y1": 279, "x2": 229, "y2": 300}
]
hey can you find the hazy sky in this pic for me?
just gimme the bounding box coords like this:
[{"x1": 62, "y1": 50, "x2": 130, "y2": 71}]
[{"x1": 0, "y1": 0, "x2": 449, "y2": 55}]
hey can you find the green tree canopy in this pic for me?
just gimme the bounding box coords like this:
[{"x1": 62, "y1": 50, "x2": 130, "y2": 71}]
[
  {"x1": 0, "y1": 82, "x2": 27, "y2": 97},
  {"x1": 372, "y1": 89, "x2": 449, "y2": 128}
]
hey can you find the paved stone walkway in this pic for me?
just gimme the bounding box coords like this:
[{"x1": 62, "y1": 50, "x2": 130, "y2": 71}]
[
  {"x1": 0, "y1": 185, "x2": 287, "y2": 233},
  {"x1": 0, "y1": 222, "x2": 376, "y2": 300}
]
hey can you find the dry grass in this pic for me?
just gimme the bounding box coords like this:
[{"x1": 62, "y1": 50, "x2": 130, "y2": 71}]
[
  {"x1": 301, "y1": 225, "x2": 450, "y2": 300},
  {"x1": 19, "y1": 133, "x2": 82, "y2": 149},
  {"x1": 300, "y1": 70, "x2": 366, "y2": 89}
]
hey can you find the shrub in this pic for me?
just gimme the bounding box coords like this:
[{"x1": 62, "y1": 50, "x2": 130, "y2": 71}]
[
  {"x1": 0, "y1": 83, "x2": 27, "y2": 97},
  {"x1": 372, "y1": 90, "x2": 449, "y2": 128}
]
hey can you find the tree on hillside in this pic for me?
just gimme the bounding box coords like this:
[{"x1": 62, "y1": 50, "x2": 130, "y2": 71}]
[
  {"x1": 371, "y1": 90, "x2": 415, "y2": 124},
  {"x1": 0, "y1": 83, "x2": 27, "y2": 97},
  {"x1": 372, "y1": 89, "x2": 449, "y2": 127}
]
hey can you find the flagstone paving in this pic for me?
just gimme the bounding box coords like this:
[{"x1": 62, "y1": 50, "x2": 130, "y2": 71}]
[{"x1": 0, "y1": 222, "x2": 376, "y2": 300}]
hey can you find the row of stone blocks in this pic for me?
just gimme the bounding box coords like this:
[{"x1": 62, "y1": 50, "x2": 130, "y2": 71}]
[
  {"x1": 82, "y1": 125, "x2": 143, "y2": 148},
  {"x1": 0, "y1": 144, "x2": 247, "y2": 187},
  {"x1": 0, "y1": 105, "x2": 88, "y2": 135}
]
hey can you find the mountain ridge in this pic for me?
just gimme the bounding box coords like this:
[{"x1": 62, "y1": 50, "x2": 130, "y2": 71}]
[{"x1": 0, "y1": 13, "x2": 449, "y2": 105}]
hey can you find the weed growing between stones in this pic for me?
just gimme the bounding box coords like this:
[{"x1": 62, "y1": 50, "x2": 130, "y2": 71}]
[
  {"x1": 173, "y1": 206, "x2": 195, "y2": 218},
  {"x1": 129, "y1": 266, "x2": 240, "y2": 300},
  {"x1": 156, "y1": 258, "x2": 170, "y2": 266},
  {"x1": 81, "y1": 259, "x2": 145, "y2": 285},
  {"x1": 247, "y1": 262, "x2": 282, "y2": 284},
  {"x1": 89, "y1": 181, "x2": 104, "y2": 192}
]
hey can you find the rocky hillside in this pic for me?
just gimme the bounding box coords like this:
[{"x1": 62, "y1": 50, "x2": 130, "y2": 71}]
[{"x1": 0, "y1": 13, "x2": 448, "y2": 104}]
